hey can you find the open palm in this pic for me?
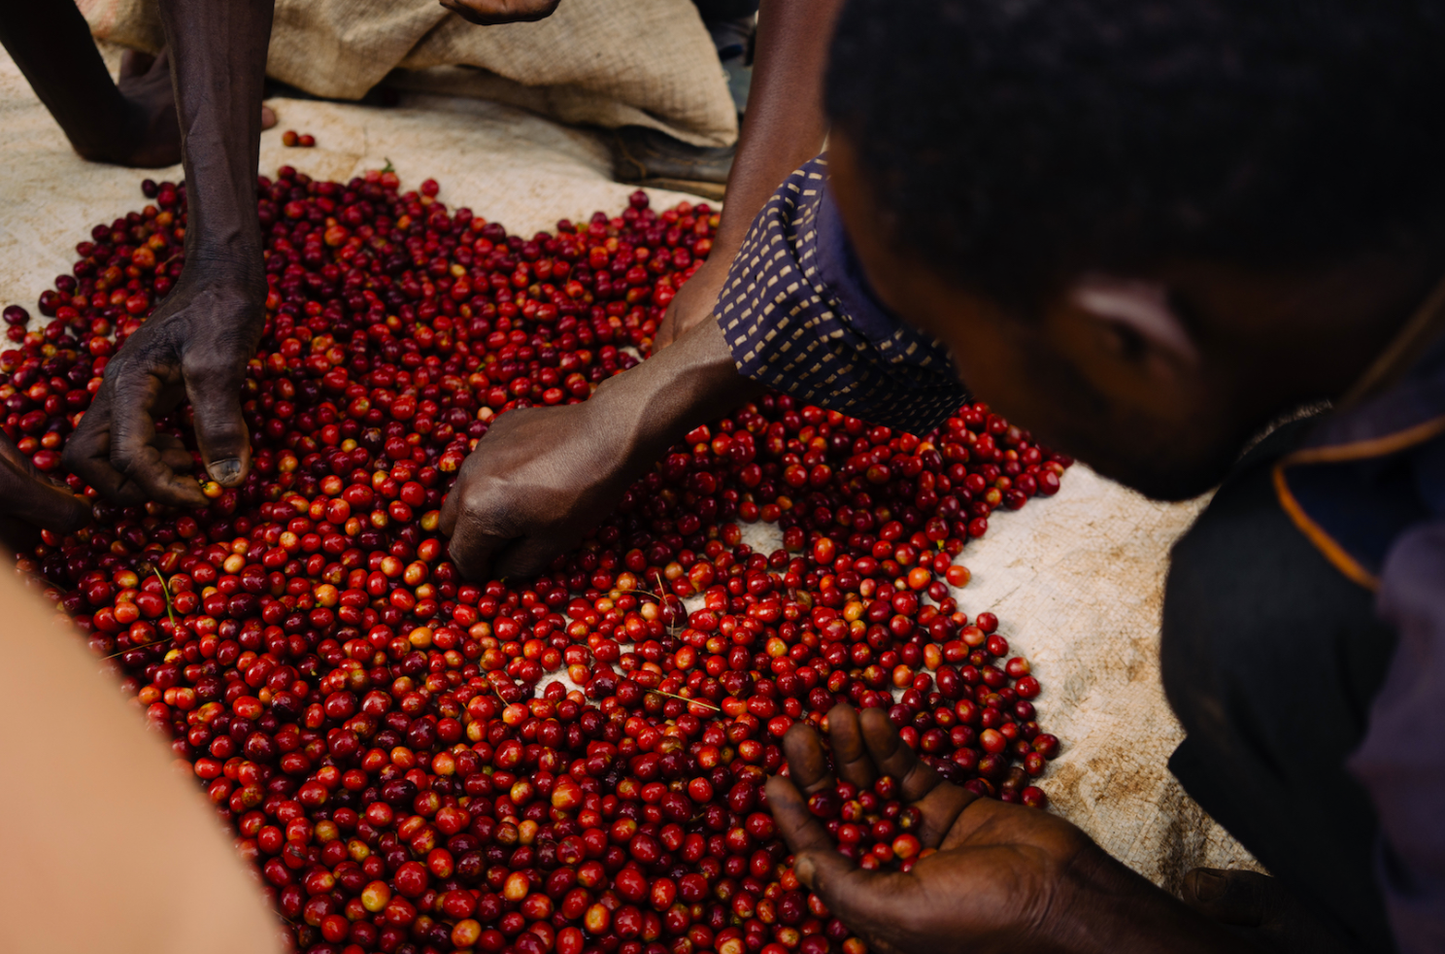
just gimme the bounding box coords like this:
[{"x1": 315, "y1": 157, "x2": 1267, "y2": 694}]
[{"x1": 767, "y1": 706, "x2": 1258, "y2": 954}]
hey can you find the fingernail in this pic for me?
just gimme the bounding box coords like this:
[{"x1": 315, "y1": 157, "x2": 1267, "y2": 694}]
[
  {"x1": 209, "y1": 458, "x2": 242, "y2": 485},
  {"x1": 1190, "y1": 869, "x2": 1226, "y2": 903},
  {"x1": 794, "y1": 855, "x2": 816, "y2": 889}
]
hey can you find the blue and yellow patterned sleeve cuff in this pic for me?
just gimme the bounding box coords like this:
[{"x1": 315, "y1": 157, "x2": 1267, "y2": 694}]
[{"x1": 713, "y1": 156, "x2": 969, "y2": 436}]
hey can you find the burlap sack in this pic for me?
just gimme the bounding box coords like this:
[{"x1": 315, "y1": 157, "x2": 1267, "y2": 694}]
[{"x1": 76, "y1": 0, "x2": 738, "y2": 148}]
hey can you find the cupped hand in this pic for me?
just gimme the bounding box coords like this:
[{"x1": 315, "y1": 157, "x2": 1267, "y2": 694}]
[
  {"x1": 767, "y1": 705, "x2": 1103, "y2": 954},
  {"x1": 64, "y1": 277, "x2": 265, "y2": 508},
  {"x1": 439, "y1": 399, "x2": 644, "y2": 581},
  {"x1": 654, "y1": 258, "x2": 729, "y2": 352},
  {"x1": 440, "y1": 0, "x2": 562, "y2": 25},
  {"x1": 0, "y1": 435, "x2": 90, "y2": 553}
]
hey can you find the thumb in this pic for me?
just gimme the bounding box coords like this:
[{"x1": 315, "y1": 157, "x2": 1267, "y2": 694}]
[
  {"x1": 654, "y1": 309, "x2": 678, "y2": 351},
  {"x1": 793, "y1": 849, "x2": 917, "y2": 937},
  {"x1": 186, "y1": 364, "x2": 251, "y2": 488},
  {"x1": 771, "y1": 769, "x2": 919, "y2": 929}
]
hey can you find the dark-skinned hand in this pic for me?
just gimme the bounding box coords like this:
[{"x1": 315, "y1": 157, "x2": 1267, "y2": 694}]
[
  {"x1": 0, "y1": 435, "x2": 90, "y2": 553},
  {"x1": 438, "y1": 398, "x2": 642, "y2": 581},
  {"x1": 654, "y1": 257, "x2": 728, "y2": 351},
  {"x1": 64, "y1": 275, "x2": 265, "y2": 508},
  {"x1": 768, "y1": 705, "x2": 1261, "y2": 954},
  {"x1": 440, "y1": 0, "x2": 561, "y2": 26},
  {"x1": 439, "y1": 318, "x2": 761, "y2": 581},
  {"x1": 768, "y1": 705, "x2": 1096, "y2": 954}
]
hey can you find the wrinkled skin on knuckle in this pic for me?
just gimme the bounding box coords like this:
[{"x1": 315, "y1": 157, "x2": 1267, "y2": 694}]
[
  {"x1": 105, "y1": 331, "x2": 184, "y2": 401},
  {"x1": 458, "y1": 480, "x2": 515, "y2": 540}
]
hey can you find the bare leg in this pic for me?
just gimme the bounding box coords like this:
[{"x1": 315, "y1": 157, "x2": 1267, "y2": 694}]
[{"x1": 0, "y1": 2, "x2": 272, "y2": 168}]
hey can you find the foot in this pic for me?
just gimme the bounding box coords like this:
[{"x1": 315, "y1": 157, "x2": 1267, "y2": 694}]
[
  {"x1": 611, "y1": 126, "x2": 734, "y2": 196},
  {"x1": 76, "y1": 49, "x2": 276, "y2": 169},
  {"x1": 705, "y1": 16, "x2": 753, "y2": 61},
  {"x1": 704, "y1": 16, "x2": 753, "y2": 116}
]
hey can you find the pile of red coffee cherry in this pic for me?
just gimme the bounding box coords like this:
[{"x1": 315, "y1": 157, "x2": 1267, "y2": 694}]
[{"x1": 3, "y1": 165, "x2": 1069, "y2": 954}]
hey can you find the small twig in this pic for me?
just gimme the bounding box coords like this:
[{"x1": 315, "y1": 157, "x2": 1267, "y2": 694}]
[
  {"x1": 149, "y1": 565, "x2": 179, "y2": 633},
  {"x1": 646, "y1": 687, "x2": 720, "y2": 713},
  {"x1": 103, "y1": 634, "x2": 178, "y2": 660}
]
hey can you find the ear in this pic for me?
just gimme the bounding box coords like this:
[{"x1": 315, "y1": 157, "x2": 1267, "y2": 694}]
[{"x1": 1064, "y1": 273, "x2": 1200, "y2": 377}]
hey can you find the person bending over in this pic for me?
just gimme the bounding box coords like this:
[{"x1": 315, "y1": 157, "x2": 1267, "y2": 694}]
[{"x1": 440, "y1": 0, "x2": 1445, "y2": 950}]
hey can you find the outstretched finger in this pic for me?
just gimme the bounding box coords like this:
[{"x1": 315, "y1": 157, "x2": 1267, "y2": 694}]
[
  {"x1": 791, "y1": 844, "x2": 922, "y2": 952},
  {"x1": 858, "y1": 707, "x2": 941, "y2": 802},
  {"x1": 826, "y1": 705, "x2": 879, "y2": 791},
  {"x1": 767, "y1": 773, "x2": 841, "y2": 860},
  {"x1": 857, "y1": 707, "x2": 975, "y2": 846},
  {"x1": 780, "y1": 720, "x2": 836, "y2": 796}
]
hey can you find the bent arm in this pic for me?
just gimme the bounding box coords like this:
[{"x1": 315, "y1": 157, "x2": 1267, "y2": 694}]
[
  {"x1": 0, "y1": 2, "x2": 135, "y2": 161},
  {"x1": 439, "y1": 317, "x2": 762, "y2": 580},
  {"x1": 715, "y1": 0, "x2": 842, "y2": 256},
  {"x1": 656, "y1": 0, "x2": 844, "y2": 348}
]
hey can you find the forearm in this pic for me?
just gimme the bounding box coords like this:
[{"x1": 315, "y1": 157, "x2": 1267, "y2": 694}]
[
  {"x1": 158, "y1": 0, "x2": 273, "y2": 282},
  {"x1": 1050, "y1": 850, "x2": 1268, "y2": 954},
  {"x1": 596, "y1": 317, "x2": 762, "y2": 459},
  {"x1": 655, "y1": 15, "x2": 842, "y2": 352},
  {"x1": 713, "y1": 0, "x2": 843, "y2": 255},
  {"x1": 0, "y1": 2, "x2": 131, "y2": 159}
]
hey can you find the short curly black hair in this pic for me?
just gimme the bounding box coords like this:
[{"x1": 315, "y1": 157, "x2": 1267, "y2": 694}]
[{"x1": 825, "y1": 0, "x2": 1445, "y2": 304}]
